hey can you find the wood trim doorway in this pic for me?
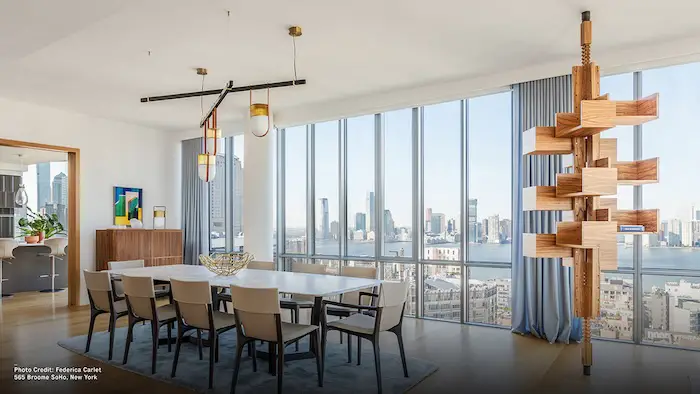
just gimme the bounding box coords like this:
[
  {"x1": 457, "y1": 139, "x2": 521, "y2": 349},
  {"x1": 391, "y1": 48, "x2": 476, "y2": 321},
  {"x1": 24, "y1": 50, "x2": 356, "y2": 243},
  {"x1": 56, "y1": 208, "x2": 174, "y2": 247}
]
[{"x1": 0, "y1": 138, "x2": 81, "y2": 307}]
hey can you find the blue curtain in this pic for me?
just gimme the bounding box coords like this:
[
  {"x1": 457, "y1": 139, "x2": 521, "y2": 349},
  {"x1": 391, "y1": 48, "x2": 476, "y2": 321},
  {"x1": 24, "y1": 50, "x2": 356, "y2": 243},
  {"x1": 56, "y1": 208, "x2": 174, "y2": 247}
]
[
  {"x1": 181, "y1": 138, "x2": 209, "y2": 265},
  {"x1": 511, "y1": 75, "x2": 582, "y2": 343}
]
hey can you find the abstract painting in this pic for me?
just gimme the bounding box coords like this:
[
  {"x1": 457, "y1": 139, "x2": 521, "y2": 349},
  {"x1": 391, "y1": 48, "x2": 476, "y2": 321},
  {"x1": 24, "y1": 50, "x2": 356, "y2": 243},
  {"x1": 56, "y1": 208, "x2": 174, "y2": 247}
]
[{"x1": 114, "y1": 186, "x2": 143, "y2": 226}]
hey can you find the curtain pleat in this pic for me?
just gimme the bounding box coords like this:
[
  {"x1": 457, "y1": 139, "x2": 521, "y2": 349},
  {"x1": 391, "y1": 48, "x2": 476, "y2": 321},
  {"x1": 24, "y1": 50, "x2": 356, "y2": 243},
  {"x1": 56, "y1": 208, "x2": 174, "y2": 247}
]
[
  {"x1": 181, "y1": 138, "x2": 209, "y2": 265},
  {"x1": 511, "y1": 75, "x2": 582, "y2": 343}
]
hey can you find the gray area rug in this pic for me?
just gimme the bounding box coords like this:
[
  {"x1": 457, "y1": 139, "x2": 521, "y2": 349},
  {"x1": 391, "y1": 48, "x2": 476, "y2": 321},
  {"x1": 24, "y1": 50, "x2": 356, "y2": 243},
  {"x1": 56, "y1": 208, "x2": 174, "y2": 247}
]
[{"x1": 58, "y1": 324, "x2": 437, "y2": 393}]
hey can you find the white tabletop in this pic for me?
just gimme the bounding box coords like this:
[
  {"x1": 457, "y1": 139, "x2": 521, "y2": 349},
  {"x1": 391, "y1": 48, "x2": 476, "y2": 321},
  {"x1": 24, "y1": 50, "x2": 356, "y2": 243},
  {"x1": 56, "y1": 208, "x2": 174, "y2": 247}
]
[{"x1": 105, "y1": 264, "x2": 381, "y2": 298}]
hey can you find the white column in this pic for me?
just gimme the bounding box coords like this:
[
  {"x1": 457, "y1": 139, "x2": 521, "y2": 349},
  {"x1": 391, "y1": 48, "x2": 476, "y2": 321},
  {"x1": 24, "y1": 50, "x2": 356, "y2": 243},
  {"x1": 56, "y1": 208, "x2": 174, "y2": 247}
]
[{"x1": 243, "y1": 120, "x2": 274, "y2": 262}]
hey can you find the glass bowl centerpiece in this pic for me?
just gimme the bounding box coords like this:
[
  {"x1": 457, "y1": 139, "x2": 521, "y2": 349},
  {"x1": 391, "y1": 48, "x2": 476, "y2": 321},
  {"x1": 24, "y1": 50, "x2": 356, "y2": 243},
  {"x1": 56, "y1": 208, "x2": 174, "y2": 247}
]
[{"x1": 199, "y1": 252, "x2": 254, "y2": 276}]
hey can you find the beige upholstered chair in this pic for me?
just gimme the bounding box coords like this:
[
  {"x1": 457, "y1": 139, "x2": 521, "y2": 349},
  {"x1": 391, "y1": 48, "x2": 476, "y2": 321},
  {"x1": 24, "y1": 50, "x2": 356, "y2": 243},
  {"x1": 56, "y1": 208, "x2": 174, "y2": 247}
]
[
  {"x1": 108, "y1": 260, "x2": 169, "y2": 300},
  {"x1": 83, "y1": 270, "x2": 129, "y2": 360},
  {"x1": 322, "y1": 281, "x2": 410, "y2": 394},
  {"x1": 121, "y1": 275, "x2": 177, "y2": 374},
  {"x1": 170, "y1": 279, "x2": 236, "y2": 390},
  {"x1": 0, "y1": 238, "x2": 18, "y2": 298},
  {"x1": 40, "y1": 238, "x2": 68, "y2": 293},
  {"x1": 217, "y1": 260, "x2": 275, "y2": 312},
  {"x1": 280, "y1": 262, "x2": 328, "y2": 351},
  {"x1": 229, "y1": 285, "x2": 322, "y2": 394},
  {"x1": 326, "y1": 265, "x2": 378, "y2": 362}
]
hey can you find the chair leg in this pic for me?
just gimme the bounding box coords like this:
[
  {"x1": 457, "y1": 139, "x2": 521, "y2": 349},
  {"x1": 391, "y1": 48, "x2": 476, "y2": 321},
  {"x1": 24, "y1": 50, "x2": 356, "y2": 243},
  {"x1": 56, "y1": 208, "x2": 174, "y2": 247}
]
[
  {"x1": 108, "y1": 314, "x2": 116, "y2": 361},
  {"x1": 340, "y1": 331, "x2": 343, "y2": 344},
  {"x1": 313, "y1": 331, "x2": 323, "y2": 387},
  {"x1": 215, "y1": 332, "x2": 220, "y2": 363},
  {"x1": 122, "y1": 318, "x2": 135, "y2": 365},
  {"x1": 151, "y1": 321, "x2": 159, "y2": 374},
  {"x1": 357, "y1": 337, "x2": 362, "y2": 366},
  {"x1": 171, "y1": 327, "x2": 182, "y2": 377},
  {"x1": 277, "y1": 342, "x2": 285, "y2": 394},
  {"x1": 208, "y1": 330, "x2": 216, "y2": 389},
  {"x1": 197, "y1": 329, "x2": 203, "y2": 360},
  {"x1": 85, "y1": 312, "x2": 97, "y2": 353},
  {"x1": 230, "y1": 341, "x2": 245, "y2": 394},
  {"x1": 251, "y1": 341, "x2": 258, "y2": 372},
  {"x1": 372, "y1": 340, "x2": 383, "y2": 394},
  {"x1": 294, "y1": 307, "x2": 300, "y2": 352},
  {"x1": 395, "y1": 330, "x2": 409, "y2": 377},
  {"x1": 347, "y1": 334, "x2": 352, "y2": 363},
  {"x1": 167, "y1": 322, "x2": 172, "y2": 352},
  {"x1": 268, "y1": 342, "x2": 276, "y2": 375}
]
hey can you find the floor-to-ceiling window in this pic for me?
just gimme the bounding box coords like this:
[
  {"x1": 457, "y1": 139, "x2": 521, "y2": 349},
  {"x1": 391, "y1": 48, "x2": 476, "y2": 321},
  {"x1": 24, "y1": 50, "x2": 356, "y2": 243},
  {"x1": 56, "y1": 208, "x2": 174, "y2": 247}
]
[{"x1": 278, "y1": 89, "x2": 513, "y2": 327}]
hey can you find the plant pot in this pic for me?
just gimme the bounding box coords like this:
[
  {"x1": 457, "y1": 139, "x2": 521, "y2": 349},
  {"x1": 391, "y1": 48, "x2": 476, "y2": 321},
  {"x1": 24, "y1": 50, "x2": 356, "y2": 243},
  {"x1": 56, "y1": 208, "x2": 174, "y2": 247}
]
[
  {"x1": 38, "y1": 232, "x2": 45, "y2": 242},
  {"x1": 25, "y1": 235, "x2": 40, "y2": 244}
]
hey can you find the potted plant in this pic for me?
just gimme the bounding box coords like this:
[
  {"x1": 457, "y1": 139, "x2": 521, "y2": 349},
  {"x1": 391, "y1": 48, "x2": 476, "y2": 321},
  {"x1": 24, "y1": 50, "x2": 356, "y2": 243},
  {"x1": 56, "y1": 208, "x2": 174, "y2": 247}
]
[{"x1": 17, "y1": 208, "x2": 65, "y2": 244}]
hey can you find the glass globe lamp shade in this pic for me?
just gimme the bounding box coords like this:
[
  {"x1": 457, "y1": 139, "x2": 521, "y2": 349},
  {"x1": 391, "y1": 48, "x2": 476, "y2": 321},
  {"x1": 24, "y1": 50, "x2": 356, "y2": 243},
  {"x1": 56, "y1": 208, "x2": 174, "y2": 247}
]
[
  {"x1": 197, "y1": 154, "x2": 217, "y2": 182},
  {"x1": 250, "y1": 103, "x2": 271, "y2": 137},
  {"x1": 14, "y1": 184, "x2": 28, "y2": 206},
  {"x1": 205, "y1": 127, "x2": 223, "y2": 156}
]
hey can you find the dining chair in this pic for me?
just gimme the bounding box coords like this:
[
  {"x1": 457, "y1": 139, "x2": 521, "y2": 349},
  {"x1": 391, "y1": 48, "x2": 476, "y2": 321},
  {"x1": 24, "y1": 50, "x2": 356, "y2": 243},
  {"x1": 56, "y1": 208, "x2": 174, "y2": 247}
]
[
  {"x1": 108, "y1": 260, "x2": 170, "y2": 300},
  {"x1": 325, "y1": 265, "x2": 377, "y2": 363},
  {"x1": 322, "y1": 281, "x2": 410, "y2": 394},
  {"x1": 170, "y1": 279, "x2": 237, "y2": 389},
  {"x1": 280, "y1": 262, "x2": 327, "y2": 351},
  {"x1": 229, "y1": 285, "x2": 323, "y2": 394},
  {"x1": 83, "y1": 270, "x2": 129, "y2": 360},
  {"x1": 121, "y1": 275, "x2": 177, "y2": 374},
  {"x1": 217, "y1": 260, "x2": 275, "y2": 312}
]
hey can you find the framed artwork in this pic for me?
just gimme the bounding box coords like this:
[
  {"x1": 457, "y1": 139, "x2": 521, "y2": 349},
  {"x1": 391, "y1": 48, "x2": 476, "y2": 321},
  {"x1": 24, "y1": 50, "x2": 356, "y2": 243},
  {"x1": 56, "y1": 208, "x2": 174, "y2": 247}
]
[{"x1": 114, "y1": 186, "x2": 143, "y2": 226}]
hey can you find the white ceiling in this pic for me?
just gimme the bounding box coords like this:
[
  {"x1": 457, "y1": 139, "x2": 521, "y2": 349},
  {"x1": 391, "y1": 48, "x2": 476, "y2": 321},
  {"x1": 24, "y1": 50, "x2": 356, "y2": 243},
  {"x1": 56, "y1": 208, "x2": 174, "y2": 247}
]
[
  {"x1": 1, "y1": 0, "x2": 700, "y2": 134},
  {"x1": 0, "y1": 146, "x2": 67, "y2": 165}
]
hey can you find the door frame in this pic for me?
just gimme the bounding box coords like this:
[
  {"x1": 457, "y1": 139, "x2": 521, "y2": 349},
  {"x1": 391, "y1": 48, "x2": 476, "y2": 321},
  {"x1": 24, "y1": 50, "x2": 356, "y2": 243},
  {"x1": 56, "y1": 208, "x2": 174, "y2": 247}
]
[{"x1": 0, "y1": 138, "x2": 81, "y2": 307}]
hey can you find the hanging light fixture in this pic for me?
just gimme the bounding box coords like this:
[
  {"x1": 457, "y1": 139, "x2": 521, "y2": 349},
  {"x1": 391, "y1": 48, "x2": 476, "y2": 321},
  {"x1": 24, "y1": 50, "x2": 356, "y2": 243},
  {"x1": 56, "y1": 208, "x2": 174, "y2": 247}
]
[
  {"x1": 196, "y1": 68, "x2": 218, "y2": 182},
  {"x1": 14, "y1": 154, "x2": 28, "y2": 207}
]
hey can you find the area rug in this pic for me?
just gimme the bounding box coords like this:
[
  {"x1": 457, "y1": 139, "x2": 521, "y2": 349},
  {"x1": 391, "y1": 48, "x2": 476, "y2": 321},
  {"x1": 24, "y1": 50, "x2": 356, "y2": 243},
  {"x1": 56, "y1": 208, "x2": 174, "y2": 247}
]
[{"x1": 58, "y1": 324, "x2": 437, "y2": 393}]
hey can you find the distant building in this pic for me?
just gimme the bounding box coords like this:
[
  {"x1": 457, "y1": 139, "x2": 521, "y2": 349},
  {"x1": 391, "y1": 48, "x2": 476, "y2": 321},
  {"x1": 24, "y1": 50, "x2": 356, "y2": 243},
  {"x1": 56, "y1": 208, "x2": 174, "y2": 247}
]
[
  {"x1": 425, "y1": 208, "x2": 432, "y2": 233},
  {"x1": 669, "y1": 218, "x2": 682, "y2": 246},
  {"x1": 366, "y1": 192, "x2": 375, "y2": 232},
  {"x1": 644, "y1": 290, "x2": 670, "y2": 331},
  {"x1": 424, "y1": 246, "x2": 460, "y2": 261},
  {"x1": 682, "y1": 221, "x2": 694, "y2": 247},
  {"x1": 660, "y1": 220, "x2": 669, "y2": 242},
  {"x1": 468, "y1": 279, "x2": 499, "y2": 324},
  {"x1": 355, "y1": 212, "x2": 366, "y2": 233},
  {"x1": 36, "y1": 163, "x2": 51, "y2": 209},
  {"x1": 383, "y1": 209, "x2": 395, "y2": 237},
  {"x1": 447, "y1": 218, "x2": 456, "y2": 234},
  {"x1": 233, "y1": 156, "x2": 243, "y2": 235},
  {"x1": 209, "y1": 156, "x2": 226, "y2": 238},
  {"x1": 468, "y1": 199, "x2": 478, "y2": 242},
  {"x1": 665, "y1": 279, "x2": 700, "y2": 300},
  {"x1": 499, "y1": 218, "x2": 512, "y2": 242},
  {"x1": 430, "y1": 213, "x2": 446, "y2": 234},
  {"x1": 487, "y1": 215, "x2": 500, "y2": 243},
  {"x1": 51, "y1": 172, "x2": 68, "y2": 205},
  {"x1": 481, "y1": 219, "x2": 489, "y2": 243},
  {"x1": 330, "y1": 220, "x2": 339, "y2": 240},
  {"x1": 670, "y1": 299, "x2": 700, "y2": 335},
  {"x1": 316, "y1": 198, "x2": 330, "y2": 240}
]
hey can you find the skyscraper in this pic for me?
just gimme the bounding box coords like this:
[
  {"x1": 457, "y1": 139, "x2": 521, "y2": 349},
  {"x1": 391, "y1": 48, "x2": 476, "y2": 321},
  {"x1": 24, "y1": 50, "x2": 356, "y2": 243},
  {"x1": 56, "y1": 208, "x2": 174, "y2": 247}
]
[
  {"x1": 36, "y1": 162, "x2": 51, "y2": 209},
  {"x1": 487, "y1": 214, "x2": 500, "y2": 243},
  {"x1": 425, "y1": 207, "x2": 433, "y2": 231},
  {"x1": 233, "y1": 156, "x2": 243, "y2": 235},
  {"x1": 209, "y1": 156, "x2": 226, "y2": 236},
  {"x1": 51, "y1": 172, "x2": 68, "y2": 205},
  {"x1": 366, "y1": 191, "x2": 375, "y2": 232},
  {"x1": 468, "y1": 199, "x2": 477, "y2": 242},
  {"x1": 481, "y1": 218, "x2": 489, "y2": 243},
  {"x1": 317, "y1": 198, "x2": 329, "y2": 240},
  {"x1": 355, "y1": 212, "x2": 366, "y2": 232},
  {"x1": 330, "y1": 220, "x2": 339, "y2": 240},
  {"x1": 384, "y1": 209, "x2": 395, "y2": 237},
  {"x1": 430, "y1": 213, "x2": 446, "y2": 234},
  {"x1": 447, "y1": 218, "x2": 456, "y2": 233}
]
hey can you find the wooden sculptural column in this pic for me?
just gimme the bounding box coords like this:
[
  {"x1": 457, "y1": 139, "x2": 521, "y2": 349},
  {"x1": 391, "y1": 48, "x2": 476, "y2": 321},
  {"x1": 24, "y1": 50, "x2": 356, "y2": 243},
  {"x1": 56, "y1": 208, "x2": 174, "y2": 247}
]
[{"x1": 522, "y1": 11, "x2": 661, "y2": 375}]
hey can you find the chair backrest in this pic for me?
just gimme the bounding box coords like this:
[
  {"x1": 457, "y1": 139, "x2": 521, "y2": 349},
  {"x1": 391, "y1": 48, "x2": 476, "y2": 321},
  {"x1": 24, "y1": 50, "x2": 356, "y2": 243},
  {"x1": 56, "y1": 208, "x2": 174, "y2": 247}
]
[
  {"x1": 291, "y1": 262, "x2": 327, "y2": 301},
  {"x1": 170, "y1": 279, "x2": 213, "y2": 330},
  {"x1": 247, "y1": 261, "x2": 275, "y2": 271},
  {"x1": 230, "y1": 285, "x2": 281, "y2": 342},
  {"x1": 377, "y1": 281, "x2": 409, "y2": 331},
  {"x1": 340, "y1": 266, "x2": 377, "y2": 305},
  {"x1": 0, "y1": 238, "x2": 18, "y2": 259},
  {"x1": 122, "y1": 275, "x2": 157, "y2": 320},
  {"x1": 83, "y1": 270, "x2": 114, "y2": 312},
  {"x1": 43, "y1": 237, "x2": 68, "y2": 256},
  {"x1": 108, "y1": 260, "x2": 145, "y2": 270}
]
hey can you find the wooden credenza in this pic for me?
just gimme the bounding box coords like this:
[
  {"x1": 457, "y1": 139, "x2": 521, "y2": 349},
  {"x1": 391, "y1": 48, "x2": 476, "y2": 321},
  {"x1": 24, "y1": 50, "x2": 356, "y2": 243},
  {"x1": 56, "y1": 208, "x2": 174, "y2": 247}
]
[{"x1": 96, "y1": 229, "x2": 183, "y2": 271}]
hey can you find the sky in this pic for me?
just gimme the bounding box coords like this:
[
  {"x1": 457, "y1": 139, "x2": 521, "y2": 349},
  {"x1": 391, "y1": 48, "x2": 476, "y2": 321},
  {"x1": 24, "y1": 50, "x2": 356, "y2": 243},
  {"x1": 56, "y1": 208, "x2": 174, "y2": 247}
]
[{"x1": 282, "y1": 61, "x2": 700, "y2": 230}]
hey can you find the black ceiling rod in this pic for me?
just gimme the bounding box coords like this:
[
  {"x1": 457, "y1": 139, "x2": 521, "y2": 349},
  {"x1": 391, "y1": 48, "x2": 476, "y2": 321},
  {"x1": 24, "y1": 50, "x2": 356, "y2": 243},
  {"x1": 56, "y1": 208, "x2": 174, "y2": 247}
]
[{"x1": 139, "y1": 79, "x2": 306, "y2": 103}]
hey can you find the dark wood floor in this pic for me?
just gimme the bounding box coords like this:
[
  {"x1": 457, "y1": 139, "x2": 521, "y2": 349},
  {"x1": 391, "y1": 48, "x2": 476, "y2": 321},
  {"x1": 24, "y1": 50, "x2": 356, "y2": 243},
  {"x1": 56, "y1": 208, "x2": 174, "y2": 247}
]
[{"x1": 2, "y1": 292, "x2": 699, "y2": 394}]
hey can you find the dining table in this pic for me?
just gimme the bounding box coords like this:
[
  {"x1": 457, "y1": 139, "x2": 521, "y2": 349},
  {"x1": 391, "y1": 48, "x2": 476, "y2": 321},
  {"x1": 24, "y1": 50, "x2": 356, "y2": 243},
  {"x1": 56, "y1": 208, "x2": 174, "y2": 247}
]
[{"x1": 105, "y1": 264, "x2": 382, "y2": 374}]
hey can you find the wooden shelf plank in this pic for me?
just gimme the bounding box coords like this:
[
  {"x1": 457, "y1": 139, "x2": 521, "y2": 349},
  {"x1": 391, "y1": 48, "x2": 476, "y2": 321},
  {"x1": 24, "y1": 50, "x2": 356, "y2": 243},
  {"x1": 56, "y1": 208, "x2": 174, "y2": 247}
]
[
  {"x1": 523, "y1": 186, "x2": 574, "y2": 211},
  {"x1": 616, "y1": 157, "x2": 659, "y2": 185},
  {"x1": 555, "y1": 222, "x2": 618, "y2": 270},
  {"x1": 523, "y1": 233, "x2": 573, "y2": 259},
  {"x1": 556, "y1": 168, "x2": 618, "y2": 197},
  {"x1": 523, "y1": 127, "x2": 573, "y2": 155},
  {"x1": 554, "y1": 94, "x2": 659, "y2": 138}
]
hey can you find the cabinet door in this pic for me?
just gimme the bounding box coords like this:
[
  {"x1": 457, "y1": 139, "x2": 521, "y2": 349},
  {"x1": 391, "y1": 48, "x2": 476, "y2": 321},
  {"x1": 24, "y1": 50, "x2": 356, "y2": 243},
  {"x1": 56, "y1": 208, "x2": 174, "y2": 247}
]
[{"x1": 114, "y1": 230, "x2": 151, "y2": 262}]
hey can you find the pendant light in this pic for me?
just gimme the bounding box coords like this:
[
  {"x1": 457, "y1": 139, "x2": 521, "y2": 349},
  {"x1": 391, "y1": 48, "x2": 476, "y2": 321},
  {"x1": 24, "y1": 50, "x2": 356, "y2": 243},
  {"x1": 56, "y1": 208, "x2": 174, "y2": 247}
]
[
  {"x1": 14, "y1": 154, "x2": 28, "y2": 207},
  {"x1": 249, "y1": 89, "x2": 271, "y2": 137},
  {"x1": 196, "y1": 68, "x2": 218, "y2": 182}
]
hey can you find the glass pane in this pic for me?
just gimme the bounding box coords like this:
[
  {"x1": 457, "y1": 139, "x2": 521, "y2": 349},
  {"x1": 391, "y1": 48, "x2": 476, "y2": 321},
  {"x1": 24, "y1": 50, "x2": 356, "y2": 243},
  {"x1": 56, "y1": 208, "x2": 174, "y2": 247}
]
[
  {"x1": 600, "y1": 73, "x2": 634, "y2": 267},
  {"x1": 643, "y1": 275, "x2": 700, "y2": 348},
  {"x1": 346, "y1": 260, "x2": 377, "y2": 269},
  {"x1": 423, "y1": 101, "x2": 461, "y2": 261},
  {"x1": 284, "y1": 126, "x2": 307, "y2": 253},
  {"x1": 643, "y1": 63, "x2": 700, "y2": 268},
  {"x1": 423, "y1": 264, "x2": 461, "y2": 321},
  {"x1": 593, "y1": 273, "x2": 633, "y2": 340},
  {"x1": 381, "y1": 262, "x2": 416, "y2": 316},
  {"x1": 467, "y1": 267, "x2": 511, "y2": 326},
  {"x1": 19, "y1": 160, "x2": 69, "y2": 238},
  {"x1": 346, "y1": 115, "x2": 376, "y2": 257},
  {"x1": 314, "y1": 121, "x2": 340, "y2": 256},
  {"x1": 312, "y1": 258, "x2": 340, "y2": 275},
  {"x1": 468, "y1": 92, "x2": 512, "y2": 262},
  {"x1": 383, "y1": 109, "x2": 413, "y2": 258},
  {"x1": 209, "y1": 149, "x2": 226, "y2": 253}
]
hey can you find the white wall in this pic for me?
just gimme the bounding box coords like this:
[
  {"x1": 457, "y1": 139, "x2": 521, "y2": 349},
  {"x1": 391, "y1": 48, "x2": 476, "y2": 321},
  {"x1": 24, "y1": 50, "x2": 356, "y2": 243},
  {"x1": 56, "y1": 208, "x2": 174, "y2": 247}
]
[{"x1": 0, "y1": 97, "x2": 181, "y2": 305}]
